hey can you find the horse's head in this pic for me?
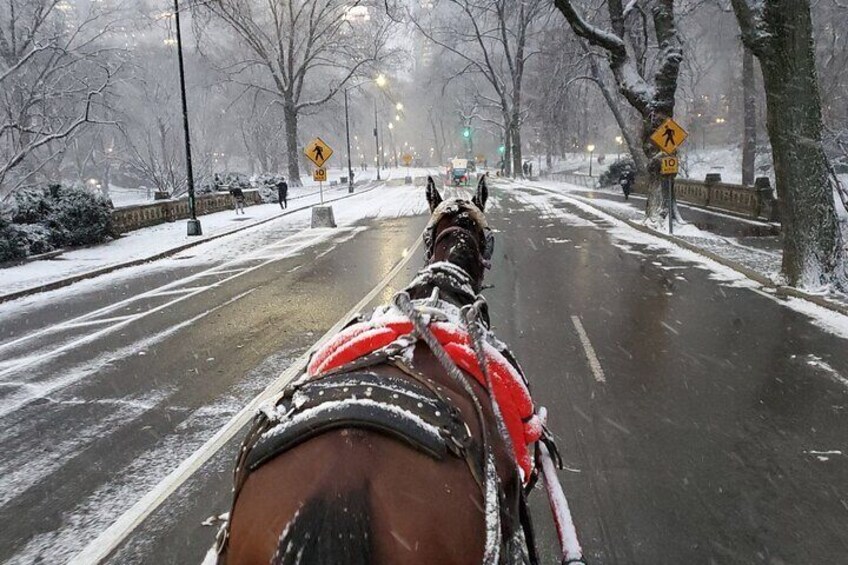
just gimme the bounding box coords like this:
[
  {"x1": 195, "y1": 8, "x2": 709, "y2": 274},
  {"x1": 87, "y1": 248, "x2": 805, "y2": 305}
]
[{"x1": 423, "y1": 174, "x2": 493, "y2": 294}]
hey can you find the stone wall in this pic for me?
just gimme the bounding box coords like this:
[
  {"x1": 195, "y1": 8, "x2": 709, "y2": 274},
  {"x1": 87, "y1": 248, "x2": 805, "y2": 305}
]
[
  {"x1": 111, "y1": 190, "x2": 262, "y2": 234},
  {"x1": 638, "y1": 176, "x2": 779, "y2": 221}
]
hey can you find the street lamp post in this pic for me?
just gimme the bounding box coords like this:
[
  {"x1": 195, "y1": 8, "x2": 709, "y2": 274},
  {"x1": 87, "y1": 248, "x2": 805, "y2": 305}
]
[
  {"x1": 373, "y1": 99, "x2": 381, "y2": 180},
  {"x1": 344, "y1": 89, "x2": 354, "y2": 193},
  {"x1": 173, "y1": 0, "x2": 201, "y2": 236},
  {"x1": 587, "y1": 144, "x2": 596, "y2": 177},
  {"x1": 615, "y1": 136, "x2": 623, "y2": 160}
]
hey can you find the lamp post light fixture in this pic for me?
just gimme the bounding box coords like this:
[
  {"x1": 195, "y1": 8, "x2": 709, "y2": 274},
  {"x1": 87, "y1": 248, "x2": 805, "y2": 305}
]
[
  {"x1": 615, "y1": 136, "x2": 623, "y2": 160},
  {"x1": 587, "y1": 144, "x2": 596, "y2": 177}
]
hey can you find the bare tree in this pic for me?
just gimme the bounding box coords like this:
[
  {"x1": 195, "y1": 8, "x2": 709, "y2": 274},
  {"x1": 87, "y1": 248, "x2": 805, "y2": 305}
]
[
  {"x1": 0, "y1": 0, "x2": 123, "y2": 197},
  {"x1": 412, "y1": 0, "x2": 548, "y2": 177},
  {"x1": 730, "y1": 0, "x2": 847, "y2": 288},
  {"x1": 198, "y1": 1, "x2": 394, "y2": 186},
  {"x1": 553, "y1": 0, "x2": 684, "y2": 225}
]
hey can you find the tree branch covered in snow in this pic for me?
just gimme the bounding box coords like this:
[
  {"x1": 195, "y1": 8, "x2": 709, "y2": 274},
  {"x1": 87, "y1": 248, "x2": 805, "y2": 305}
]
[{"x1": 0, "y1": 0, "x2": 125, "y2": 198}]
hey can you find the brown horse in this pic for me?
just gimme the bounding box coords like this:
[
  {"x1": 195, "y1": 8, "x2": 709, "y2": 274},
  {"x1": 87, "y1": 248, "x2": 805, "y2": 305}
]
[{"x1": 217, "y1": 175, "x2": 536, "y2": 564}]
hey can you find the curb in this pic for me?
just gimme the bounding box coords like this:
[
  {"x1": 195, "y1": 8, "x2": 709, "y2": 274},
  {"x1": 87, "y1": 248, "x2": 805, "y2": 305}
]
[
  {"x1": 614, "y1": 217, "x2": 848, "y2": 318},
  {"x1": 517, "y1": 182, "x2": 848, "y2": 319},
  {"x1": 0, "y1": 181, "x2": 383, "y2": 305}
]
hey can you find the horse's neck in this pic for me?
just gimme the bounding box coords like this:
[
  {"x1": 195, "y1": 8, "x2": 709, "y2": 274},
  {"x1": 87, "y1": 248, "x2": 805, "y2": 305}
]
[
  {"x1": 408, "y1": 262, "x2": 477, "y2": 304},
  {"x1": 404, "y1": 262, "x2": 490, "y2": 328}
]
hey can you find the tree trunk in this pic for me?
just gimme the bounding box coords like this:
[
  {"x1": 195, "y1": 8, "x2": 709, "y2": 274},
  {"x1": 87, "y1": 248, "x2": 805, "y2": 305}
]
[
  {"x1": 742, "y1": 45, "x2": 757, "y2": 186},
  {"x1": 755, "y1": 3, "x2": 846, "y2": 287},
  {"x1": 503, "y1": 122, "x2": 512, "y2": 177},
  {"x1": 283, "y1": 101, "x2": 302, "y2": 187},
  {"x1": 511, "y1": 113, "x2": 523, "y2": 178}
]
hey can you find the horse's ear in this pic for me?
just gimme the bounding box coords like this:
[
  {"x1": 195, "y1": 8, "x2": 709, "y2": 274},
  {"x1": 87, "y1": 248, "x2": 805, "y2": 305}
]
[
  {"x1": 426, "y1": 176, "x2": 442, "y2": 212},
  {"x1": 473, "y1": 174, "x2": 488, "y2": 211}
]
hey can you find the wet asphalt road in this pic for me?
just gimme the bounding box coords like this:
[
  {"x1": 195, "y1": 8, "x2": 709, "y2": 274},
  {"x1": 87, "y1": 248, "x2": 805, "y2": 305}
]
[{"x1": 1, "y1": 180, "x2": 847, "y2": 564}]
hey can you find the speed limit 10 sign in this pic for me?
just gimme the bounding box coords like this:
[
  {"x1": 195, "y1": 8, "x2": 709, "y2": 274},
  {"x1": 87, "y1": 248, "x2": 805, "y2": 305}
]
[{"x1": 661, "y1": 156, "x2": 679, "y2": 176}]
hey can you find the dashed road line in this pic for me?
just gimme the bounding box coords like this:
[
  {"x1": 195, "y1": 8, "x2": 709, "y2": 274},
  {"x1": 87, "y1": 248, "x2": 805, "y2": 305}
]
[{"x1": 571, "y1": 315, "x2": 606, "y2": 383}]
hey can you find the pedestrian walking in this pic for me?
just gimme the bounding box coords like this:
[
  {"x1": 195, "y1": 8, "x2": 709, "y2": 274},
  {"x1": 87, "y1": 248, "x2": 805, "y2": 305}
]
[
  {"x1": 276, "y1": 177, "x2": 289, "y2": 209},
  {"x1": 620, "y1": 167, "x2": 635, "y2": 201},
  {"x1": 230, "y1": 186, "x2": 246, "y2": 215}
]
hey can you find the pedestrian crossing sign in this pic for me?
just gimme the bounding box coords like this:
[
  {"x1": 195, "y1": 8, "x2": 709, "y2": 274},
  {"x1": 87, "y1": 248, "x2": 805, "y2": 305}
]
[
  {"x1": 313, "y1": 167, "x2": 327, "y2": 182},
  {"x1": 305, "y1": 137, "x2": 333, "y2": 168},
  {"x1": 650, "y1": 118, "x2": 688, "y2": 155}
]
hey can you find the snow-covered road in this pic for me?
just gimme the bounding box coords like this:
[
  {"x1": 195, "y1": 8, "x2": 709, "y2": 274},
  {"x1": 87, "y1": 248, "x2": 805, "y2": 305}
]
[{"x1": 1, "y1": 179, "x2": 847, "y2": 564}]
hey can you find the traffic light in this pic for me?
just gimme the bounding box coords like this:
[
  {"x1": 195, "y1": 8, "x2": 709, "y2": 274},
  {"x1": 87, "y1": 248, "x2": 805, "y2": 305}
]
[
  {"x1": 498, "y1": 145, "x2": 505, "y2": 154},
  {"x1": 463, "y1": 127, "x2": 471, "y2": 138}
]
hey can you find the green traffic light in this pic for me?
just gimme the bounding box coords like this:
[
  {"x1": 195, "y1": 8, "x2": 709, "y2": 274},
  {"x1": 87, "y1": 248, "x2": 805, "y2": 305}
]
[
  {"x1": 498, "y1": 145, "x2": 505, "y2": 154},
  {"x1": 463, "y1": 128, "x2": 471, "y2": 138}
]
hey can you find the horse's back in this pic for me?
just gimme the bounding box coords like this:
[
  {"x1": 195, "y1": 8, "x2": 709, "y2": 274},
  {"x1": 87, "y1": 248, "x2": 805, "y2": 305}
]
[{"x1": 227, "y1": 423, "x2": 486, "y2": 564}]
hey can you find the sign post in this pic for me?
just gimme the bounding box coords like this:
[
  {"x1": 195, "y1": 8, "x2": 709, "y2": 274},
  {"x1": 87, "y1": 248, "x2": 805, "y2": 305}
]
[
  {"x1": 304, "y1": 137, "x2": 336, "y2": 228},
  {"x1": 650, "y1": 118, "x2": 688, "y2": 235},
  {"x1": 402, "y1": 152, "x2": 413, "y2": 184}
]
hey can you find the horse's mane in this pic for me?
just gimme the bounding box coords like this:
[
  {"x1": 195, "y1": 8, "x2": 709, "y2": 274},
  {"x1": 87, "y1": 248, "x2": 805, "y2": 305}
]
[{"x1": 404, "y1": 262, "x2": 490, "y2": 327}]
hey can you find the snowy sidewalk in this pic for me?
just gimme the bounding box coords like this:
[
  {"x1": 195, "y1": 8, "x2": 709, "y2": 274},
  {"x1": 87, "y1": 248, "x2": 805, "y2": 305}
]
[{"x1": 0, "y1": 181, "x2": 379, "y2": 301}]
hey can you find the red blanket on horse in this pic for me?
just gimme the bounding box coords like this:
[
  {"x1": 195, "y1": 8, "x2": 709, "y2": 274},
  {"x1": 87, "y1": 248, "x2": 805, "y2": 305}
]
[{"x1": 308, "y1": 315, "x2": 543, "y2": 480}]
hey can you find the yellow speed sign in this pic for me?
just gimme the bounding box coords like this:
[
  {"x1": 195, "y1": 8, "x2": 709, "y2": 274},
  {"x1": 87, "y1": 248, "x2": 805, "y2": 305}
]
[
  {"x1": 661, "y1": 156, "x2": 679, "y2": 176},
  {"x1": 313, "y1": 167, "x2": 327, "y2": 182}
]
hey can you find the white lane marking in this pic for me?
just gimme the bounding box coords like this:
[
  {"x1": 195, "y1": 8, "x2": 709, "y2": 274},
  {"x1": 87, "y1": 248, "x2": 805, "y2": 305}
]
[
  {"x1": 660, "y1": 321, "x2": 680, "y2": 335},
  {"x1": 0, "y1": 231, "x2": 336, "y2": 379},
  {"x1": 0, "y1": 227, "x2": 322, "y2": 356},
  {"x1": 0, "y1": 290, "x2": 255, "y2": 419},
  {"x1": 537, "y1": 408, "x2": 584, "y2": 562},
  {"x1": 0, "y1": 389, "x2": 171, "y2": 507},
  {"x1": 66, "y1": 233, "x2": 424, "y2": 565},
  {"x1": 570, "y1": 315, "x2": 606, "y2": 383}
]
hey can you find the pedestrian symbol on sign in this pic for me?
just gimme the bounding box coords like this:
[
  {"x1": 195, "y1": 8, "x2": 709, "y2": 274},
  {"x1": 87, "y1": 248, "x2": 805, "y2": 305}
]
[
  {"x1": 650, "y1": 118, "x2": 688, "y2": 155},
  {"x1": 663, "y1": 126, "x2": 676, "y2": 148},
  {"x1": 304, "y1": 137, "x2": 334, "y2": 168}
]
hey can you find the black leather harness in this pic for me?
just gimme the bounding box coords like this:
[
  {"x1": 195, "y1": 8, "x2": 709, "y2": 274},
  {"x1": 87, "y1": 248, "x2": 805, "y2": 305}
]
[{"x1": 245, "y1": 371, "x2": 474, "y2": 472}]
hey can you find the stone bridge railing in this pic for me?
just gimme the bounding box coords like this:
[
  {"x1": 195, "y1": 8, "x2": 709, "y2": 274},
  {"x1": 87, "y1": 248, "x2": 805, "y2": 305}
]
[
  {"x1": 543, "y1": 169, "x2": 779, "y2": 222},
  {"x1": 640, "y1": 174, "x2": 779, "y2": 222},
  {"x1": 111, "y1": 189, "x2": 262, "y2": 234}
]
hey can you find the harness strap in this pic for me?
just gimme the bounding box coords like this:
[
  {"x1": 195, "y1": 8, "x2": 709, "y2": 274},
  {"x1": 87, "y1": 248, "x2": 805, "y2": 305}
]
[{"x1": 394, "y1": 292, "x2": 502, "y2": 565}]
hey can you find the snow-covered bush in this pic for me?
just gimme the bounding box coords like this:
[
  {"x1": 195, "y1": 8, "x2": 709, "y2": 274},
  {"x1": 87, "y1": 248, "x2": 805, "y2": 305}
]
[
  {"x1": 0, "y1": 213, "x2": 28, "y2": 262},
  {"x1": 198, "y1": 172, "x2": 252, "y2": 195},
  {"x1": 45, "y1": 184, "x2": 115, "y2": 247},
  {"x1": 0, "y1": 183, "x2": 114, "y2": 263},
  {"x1": 599, "y1": 158, "x2": 635, "y2": 187},
  {"x1": 253, "y1": 174, "x2": 287, "y2": 203}
]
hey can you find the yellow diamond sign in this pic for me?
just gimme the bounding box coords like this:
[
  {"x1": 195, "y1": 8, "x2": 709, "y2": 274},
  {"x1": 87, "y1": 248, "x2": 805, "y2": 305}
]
[
  {"x1": 304, "y1": 137, "x2": 333, "y2": 168},
  {"x1": 650, "y1": 118, "x2": 688, "y2": 155}
]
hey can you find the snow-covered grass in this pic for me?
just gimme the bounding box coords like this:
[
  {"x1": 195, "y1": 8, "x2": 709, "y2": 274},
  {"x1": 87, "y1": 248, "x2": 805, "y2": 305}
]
[{"x1": 107, "y1": 167, "x2": 438, "y2": 209}]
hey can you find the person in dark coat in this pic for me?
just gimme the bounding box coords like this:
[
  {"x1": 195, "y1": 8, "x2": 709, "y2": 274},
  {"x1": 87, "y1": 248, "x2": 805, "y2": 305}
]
[
  {"x1": 276, "y1": 178, "x2": 288, "y2": 209},
  {"x1": 230, "y1": 186, "x2": 245, "y2": 214},
  {"x1": 620, "y1": 167, "x2": 635, "y2": 201}
]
